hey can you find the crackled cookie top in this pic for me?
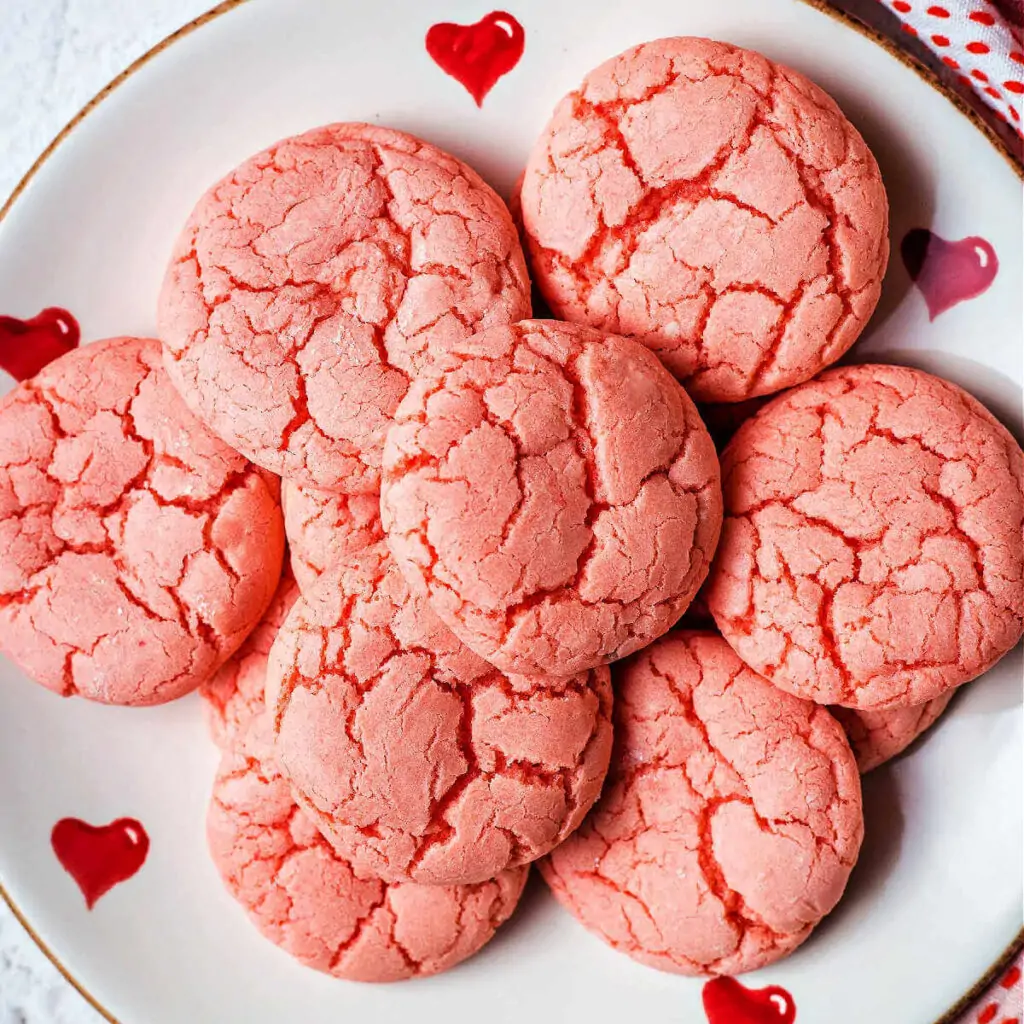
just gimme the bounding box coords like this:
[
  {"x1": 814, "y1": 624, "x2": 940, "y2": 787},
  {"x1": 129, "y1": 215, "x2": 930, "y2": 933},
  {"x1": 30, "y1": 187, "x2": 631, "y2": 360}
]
[
  {"x1": 381, "y1": 319, "x2": 722, "y2": 676},
  {"x1": 210, "y1": 747, "x2": 528, "y2": 982},
  {"x1": 208, "y1": 657, "x2": 527, "y2": 983},
  {"x1": 282, "y1": 481, "x2": 382, "y2": 592},
  {"x1": 200, "y1": 571, "x2": 300, "y2": 749},
  {"x1": 541, "y1": 631, "x2": 863, "y2": 977},
  {"x1": 832, "y1": 693, "x2": 954, "y2": 774},
  {"x1": 0, "y1": 337, "x2": 285, "y2": 705},
  {"x1": 159, "y1": 122, "x2": 531, "y2": 493},
  {"x1": 267, "y1": 544, "x2": 613, "y2": 886},
  {"x1": 519, "y1": 37, "x2": 889, "y2": 402},
  {"x1": 707, "y1": 363, "x2": 1024, "y2": 709}
]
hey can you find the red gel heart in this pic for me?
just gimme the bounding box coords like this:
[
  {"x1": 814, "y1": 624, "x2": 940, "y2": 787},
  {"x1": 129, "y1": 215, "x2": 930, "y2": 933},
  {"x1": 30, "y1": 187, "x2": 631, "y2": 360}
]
[
  {"x1": 51, "y1": 817, "x2": 149, "y2": 910},
  {"x1": 901, "y1": 229, "x2": 999, "y2": 320},
  {"x1": 426, "y1": 11, "x2": 525, "y2": 106},
  {"x1": 0, "y1": 307, "x2": 80, "y2": 381},
  {"x1": 703, "y1": 977, "x2": 797, "y2": 1024}
]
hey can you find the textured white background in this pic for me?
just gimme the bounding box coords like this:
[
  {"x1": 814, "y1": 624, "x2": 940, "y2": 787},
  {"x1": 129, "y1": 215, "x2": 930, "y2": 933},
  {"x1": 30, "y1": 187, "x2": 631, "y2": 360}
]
[{"x1": 0, "y1": 1, "x2": 1015, "y2": 1022}]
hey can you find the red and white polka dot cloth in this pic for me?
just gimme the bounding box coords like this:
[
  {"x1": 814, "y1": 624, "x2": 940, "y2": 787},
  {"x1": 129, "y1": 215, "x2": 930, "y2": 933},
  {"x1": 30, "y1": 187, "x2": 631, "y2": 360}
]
[
  {"x1": 956, "y1": 956, "x2": 1023, "y2": 1024},
  {"x1": 879, "y1": 0, "x2": 1024, "y2": 133}
]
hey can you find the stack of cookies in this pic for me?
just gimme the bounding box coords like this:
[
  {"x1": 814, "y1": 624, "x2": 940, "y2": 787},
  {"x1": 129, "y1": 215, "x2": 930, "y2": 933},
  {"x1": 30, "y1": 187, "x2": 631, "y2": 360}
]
[{"x1": 1, "y1": 37, "x2": 1021, "y2": 982}]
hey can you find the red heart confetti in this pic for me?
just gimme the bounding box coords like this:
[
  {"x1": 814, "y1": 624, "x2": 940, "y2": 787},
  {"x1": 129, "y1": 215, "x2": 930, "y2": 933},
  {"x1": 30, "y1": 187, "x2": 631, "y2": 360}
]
[
  {"x1": 0, "y1": 307, "x2": 80, "y2": 381},
  {"x1": 51, "y1": 817, "x2": 150, "y2": 910},
  {"x1": 901, "y1": 229, "x2": 999, "y2": 320},
  {"x1": 426, "y1": 11, "x2": 525, "y2": 106},
  {"x1": 703, "y1": 977, "x2": 797, "y2": 1024}
]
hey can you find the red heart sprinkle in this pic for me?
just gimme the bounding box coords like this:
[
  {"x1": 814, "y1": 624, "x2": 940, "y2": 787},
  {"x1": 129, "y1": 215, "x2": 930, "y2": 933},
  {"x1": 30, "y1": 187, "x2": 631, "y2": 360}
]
[
  {"x1": 426, "y1": 11, "x2": 525, "y2": 106},
  {"x1": 51, "y1": 817, "x2": 149, "y2": 910},
  {"x1": 703, "y1": 977, "x2": 797, "y2": 1024},
  {"x1": 901, "y1": 229, "x2": 999, "y2": 320},
  {"x1": 0, "y1": 307, "x2": 80, "y2": 381}
]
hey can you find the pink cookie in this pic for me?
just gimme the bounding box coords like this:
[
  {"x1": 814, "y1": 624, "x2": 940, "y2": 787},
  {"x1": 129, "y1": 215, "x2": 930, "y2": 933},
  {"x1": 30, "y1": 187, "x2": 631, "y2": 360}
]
[
  {"x1": 541, "y1": 631, "x2": 863, "y2": 976},
  {"x1": 0, "y1": 337, "x2": 285, "y2": 706},
  {"x1": 707, "y1": 363, "x2": 1024, "y2": 710},
  {"x1": 381, "y1": 319, "x2": 722, "y2": 677},
  {"x1": 207, "y1": 651, "x2": 527, "y2": 982},
  {"x1": 267, "y1": 543, "x2": 613, "y2": 886},
  {"x1": 282, "y1": 481, "x2": 382, "y2": 592},
  {"x1": 200, "y1": 571, "x2": 300, "y2": 749},
  {"x1": 831, "y1": 692, "x2": 955, "y2": 774},
  {"x1": 519, "y1": 37, "x2": 889, "y2": 403},
  {"x1": 210, "y1": 749, "x2": 528, "y2": 983},
  {"x1": 159, "y1": 123, "x2": 531, "y2": 494}
]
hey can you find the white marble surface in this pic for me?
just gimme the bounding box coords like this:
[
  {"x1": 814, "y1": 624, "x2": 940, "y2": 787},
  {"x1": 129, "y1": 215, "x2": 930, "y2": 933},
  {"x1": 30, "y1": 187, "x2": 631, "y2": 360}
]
[{"x1": 0, "y1": 6, "x2": 209, "y2": 1022}]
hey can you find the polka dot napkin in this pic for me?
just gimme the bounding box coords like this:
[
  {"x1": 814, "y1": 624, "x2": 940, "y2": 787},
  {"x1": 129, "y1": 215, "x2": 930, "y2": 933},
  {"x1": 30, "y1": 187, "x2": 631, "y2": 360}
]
[
  {"x1": 956, "y1": 958, "x2": 1023, "y2": 1024},
  {"x1": 878, "y1": 0, "x2": 1024, "y2": 133}
]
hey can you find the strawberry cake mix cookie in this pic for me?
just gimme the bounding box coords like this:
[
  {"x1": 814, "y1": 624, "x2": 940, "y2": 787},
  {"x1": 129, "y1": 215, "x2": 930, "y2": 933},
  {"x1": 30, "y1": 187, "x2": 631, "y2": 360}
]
[
  {"x1": 0, "y1": 336, "x2": 284, "y2": 706},
  {"x1": 541, "y1": 631, "x2": 863, "y2": 976},
  {"x1": 159, "y1": 122, "x2": 531, "y2": 494},
  {"x1": 200, "y1": 571, "x2": 300, "y2": 749},
  {"x1": 518, "y1": 37, "x2": 889, "y2": 403},
  {"x1": 209, "y1": 746, "x2": 529, "y2": 982},
  {"x1": 282, "y1": 481, "x2": 382, "y2": 592},
  {"x1": 381, "y1": 319, "x2": 722, "y2": 677},
  {"x1": 267, "y1": 543, "x2": 613, "y2": 886},
  {"x1": 831, "y1": 693, "x2": 955, "y2": 774},
  {"x1": 707, "y1": 364, "x2": 1024, "y2": 709},
  {"x1": 206, "y1": 633, "x2": 527, "y2": 983}
]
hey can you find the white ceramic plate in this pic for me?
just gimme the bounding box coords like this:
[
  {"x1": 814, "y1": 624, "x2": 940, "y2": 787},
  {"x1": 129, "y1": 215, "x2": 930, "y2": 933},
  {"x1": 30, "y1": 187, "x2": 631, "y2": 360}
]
[{"x1": 0, "y1": 2, "x2": 1021, "y2": 1022}]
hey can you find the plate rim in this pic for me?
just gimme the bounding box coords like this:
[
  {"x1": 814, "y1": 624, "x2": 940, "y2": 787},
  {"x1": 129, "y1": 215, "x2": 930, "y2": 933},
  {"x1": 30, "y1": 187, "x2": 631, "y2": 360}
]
[{"x1": 0, "y1": 2, "x2": 1020, "y2": 1022}]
